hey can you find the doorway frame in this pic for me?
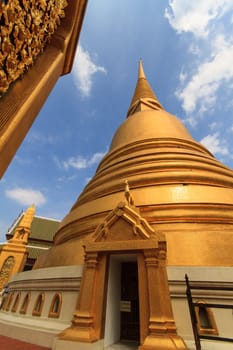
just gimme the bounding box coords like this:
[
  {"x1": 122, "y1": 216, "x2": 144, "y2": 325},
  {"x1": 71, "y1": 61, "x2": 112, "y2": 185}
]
[{"x1": 59, "y1": 202, "x2": 187, "y2": 349}]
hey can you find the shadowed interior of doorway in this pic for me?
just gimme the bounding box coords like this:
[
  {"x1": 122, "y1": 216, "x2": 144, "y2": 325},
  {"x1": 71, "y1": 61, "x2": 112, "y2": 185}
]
[
  {"x1": 120, "y1": 262, "x2": 139, "y2": 342},
  {"x1": 104, "y1": 255, "x2": 140, "y2": 349}
]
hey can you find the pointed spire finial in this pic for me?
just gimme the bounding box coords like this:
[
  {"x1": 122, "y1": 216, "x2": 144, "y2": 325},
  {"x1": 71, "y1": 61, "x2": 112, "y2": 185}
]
[
  {"x1": 127, "y1": 60, "x2": 163, "y2": 117},
  {"x1": 20, "y1": 204, "x2": 35, "y2": 229},
  {"x1": 138, "y1": 59, "x2": 146, "y2": 79},
  {"x1": 9, "y1": 204, "x2": 35, "y2": 244},
  {"x1": 124, "y1": 179, "x2": 135, "y2": 206}
]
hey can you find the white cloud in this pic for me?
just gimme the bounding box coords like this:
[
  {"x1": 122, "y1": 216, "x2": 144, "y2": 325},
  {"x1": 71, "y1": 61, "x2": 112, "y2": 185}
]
[
  {"x1": 62, "y1": 151, "x2": 106, "y2": 170},
  {"x1": 72, "y1": 45, "x2": 107, "y2": 97},
  {"x1": 179, "y1": 71, "x2": 187, "y2": 83},
  {"x1": 57, "y1": 175, "x2": 77, "y2": 182},
  {"x1": 165, "y1": 1, "x2": 233, "y2": 38},
  {"x1": 188, "y1": 43, "x2": 200, "y2": 56},
  {"x1": 88, "y1": 152, "x2": 106, "y2": 166},
  {"x1": 165, "y1": 1, "x2": 233, "y2": 121},
  {"x1": 211, "y1": 34, "x2": 228, "y2": 55},
  {"x1": 176, "y1": 43, "x2": 233, "y2": 114},
  {"x1": 209, "y1": 121, "x2": 219, "y2": 130},
  {"x1": 5, "y1": 188, "x2": 47, "y2": 206},
  {"x1": 64, "y1": 156, "x2": 87, "y2": 170},
  {"x1": 200, "y1": 132, "x2": 229, "y2": 156}
]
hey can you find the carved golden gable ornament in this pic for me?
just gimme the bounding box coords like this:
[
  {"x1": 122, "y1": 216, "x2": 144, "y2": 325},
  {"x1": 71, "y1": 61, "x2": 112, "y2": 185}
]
[
  {"x1": 85, "y1": 201, "x2": 167, "y2": 254},
  {"x1": 94, "y1": 202, "x2": 155, "y2": 242}
]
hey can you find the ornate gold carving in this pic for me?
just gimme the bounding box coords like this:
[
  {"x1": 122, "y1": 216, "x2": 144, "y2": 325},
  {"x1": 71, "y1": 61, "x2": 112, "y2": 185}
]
[
  {"x1": 93, "y1": 201, "x2": 156, "y2": 242},
  {"x1": 144, "y1": 249, "x2": 159, "y2": 267},
  {"x1": 158, "y1": 240, "x2": 167, "y2": 266},
  {"x1": 0, "y1": 0, "x2": 68, "y2": 96},
  {"x1": 84, "y1": 252, "x2": 98, "y2": 269},
  {"x1": 0, "y1": 256, "x2": 15, "y2": 289}
]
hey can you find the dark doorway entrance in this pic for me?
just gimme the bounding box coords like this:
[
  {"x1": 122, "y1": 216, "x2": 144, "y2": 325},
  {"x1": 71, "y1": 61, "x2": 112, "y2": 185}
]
[{"x1": 120, "y1": 262, "x2": 139, "y2": 342}]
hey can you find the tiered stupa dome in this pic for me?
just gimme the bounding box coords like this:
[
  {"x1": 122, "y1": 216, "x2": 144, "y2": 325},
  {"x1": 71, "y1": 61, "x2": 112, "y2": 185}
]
[{"x1": 35, "y1": 61, "x2": 233, "y2": 269}]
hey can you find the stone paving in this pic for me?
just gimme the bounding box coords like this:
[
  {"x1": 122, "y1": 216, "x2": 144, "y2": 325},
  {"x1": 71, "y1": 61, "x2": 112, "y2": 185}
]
[
  {"x1": 105, "y1": 341, "x2": 138, "y2": 350},
  {"x1": 0, "y1": 337, "x2": 139, "y2": 350},
  {"x1": 0, "y1": 335, "x2": 51, "y2": 350}
]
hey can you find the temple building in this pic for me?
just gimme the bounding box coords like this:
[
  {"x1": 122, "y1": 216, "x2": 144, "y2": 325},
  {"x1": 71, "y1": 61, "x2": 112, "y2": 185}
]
[
  {"x1": 0, "y1": 205, "x2": 59, "y2": 289},
  {"x1": 0, "y1": 62, "x2": 232, "y2": 350}
]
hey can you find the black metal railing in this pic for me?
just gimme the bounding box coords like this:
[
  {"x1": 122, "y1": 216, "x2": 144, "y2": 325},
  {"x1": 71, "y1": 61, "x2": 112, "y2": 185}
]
[{"x1": 185, "y1": 274, "x2": 233, "y2": 350}]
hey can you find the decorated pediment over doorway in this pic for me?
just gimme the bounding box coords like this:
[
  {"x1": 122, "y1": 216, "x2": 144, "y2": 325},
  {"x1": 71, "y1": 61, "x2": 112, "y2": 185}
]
[{"x1": 93, "y1": 201, "x2": 159, "y2": 243}]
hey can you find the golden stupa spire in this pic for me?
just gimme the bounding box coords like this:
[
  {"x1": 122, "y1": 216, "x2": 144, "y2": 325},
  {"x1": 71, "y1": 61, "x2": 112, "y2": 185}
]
[
  {"x1": 138, "y1": 59, "x2": 146, "y2": 78},
  {"x1": 127, "y1": 59, "x2": 163, "y2": 117},
  {"x1": 19, "y1": 204, "x2": 35, "y2": 229},
  {"x1": 9, "y1": 204, "x2": 35, "y2": 244}
]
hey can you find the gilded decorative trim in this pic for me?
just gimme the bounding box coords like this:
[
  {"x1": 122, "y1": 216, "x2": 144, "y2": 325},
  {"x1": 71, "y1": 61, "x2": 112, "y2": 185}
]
[{"x1": 0, "y1": 0, "x2": 68, "y2": 96}]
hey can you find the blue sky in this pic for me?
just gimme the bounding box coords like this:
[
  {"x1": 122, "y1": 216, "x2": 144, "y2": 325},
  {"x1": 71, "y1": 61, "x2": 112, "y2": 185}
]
[{"x1": 1, "y1": 0, "x2": 233, "y2": 241}]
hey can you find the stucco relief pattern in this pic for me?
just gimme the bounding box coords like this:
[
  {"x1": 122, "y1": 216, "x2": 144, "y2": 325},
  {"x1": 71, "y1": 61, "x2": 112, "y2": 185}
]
[
  {"x1": 0, "y1": 256, "x2": 15, "y2": 288},
  {"x1": 0, "y1": 0, "x2": 68, "y2": 96}
]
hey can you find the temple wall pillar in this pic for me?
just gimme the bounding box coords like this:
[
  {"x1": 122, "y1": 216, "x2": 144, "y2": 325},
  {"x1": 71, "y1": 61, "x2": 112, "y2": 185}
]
[
  {"x1": 139, "y1": 247, "x2": 187, "y2": 350},
  {"x1": 58, "y1": 251, "x2": 107, "y2": 343}
]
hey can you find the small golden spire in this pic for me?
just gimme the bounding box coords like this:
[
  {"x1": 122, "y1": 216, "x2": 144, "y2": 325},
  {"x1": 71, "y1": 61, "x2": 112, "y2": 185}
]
[
  {"x1": 124, "y1": 180, "x2": 135, "y2": 206},
  {"x1": 9, "y1": 204, "x2": 35, "y2": 243},
  {"x1": 127, "y1": 60, "x2": 163, "y2": 117},
  {"x1": 20, "y1": 204, "x2": 35, "y2": 229}
]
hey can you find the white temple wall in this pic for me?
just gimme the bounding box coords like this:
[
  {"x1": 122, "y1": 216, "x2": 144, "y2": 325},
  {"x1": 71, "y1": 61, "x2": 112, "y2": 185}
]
[
  {"x1": 0, "y1": 265, "x2": 83, "y2": 347},
  {"x1": 168, "y1": 266, "x2": 233, "y2": 349},
  {"x1": 0, "y1": 264, "x2": 232, "y2": 349}
]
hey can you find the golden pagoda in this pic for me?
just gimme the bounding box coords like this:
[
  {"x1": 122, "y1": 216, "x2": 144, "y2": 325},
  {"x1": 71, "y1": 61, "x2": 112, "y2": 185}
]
[
  {"x1": 0, "y1": 61, "x2": 232, "y2": 350},
  {"x1": 35, "y1": 60, "x2": 233, "y2": 270}
]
